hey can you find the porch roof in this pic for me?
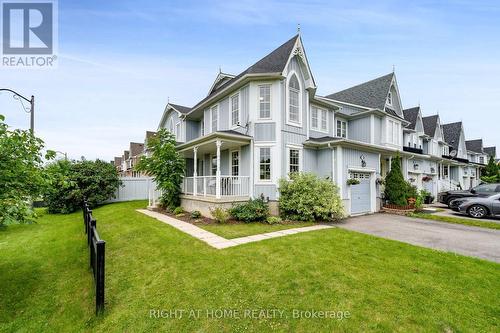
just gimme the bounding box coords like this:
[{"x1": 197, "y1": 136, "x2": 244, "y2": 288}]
[{"x1": 177, "y1": 130, "x2": 251, "y2": 157}]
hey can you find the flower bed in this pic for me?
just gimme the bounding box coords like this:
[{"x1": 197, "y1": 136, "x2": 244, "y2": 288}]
[{"x1": 382, "y1": 204, "x2": 415, "y2": 215}]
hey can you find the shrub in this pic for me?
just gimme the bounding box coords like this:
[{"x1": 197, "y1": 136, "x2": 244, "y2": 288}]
[
  {"x1": 44, "y1": 159, "x2": 121, "y2": 213},
  {"x1": 172, "y1": 207, "x2": 184, "y2": 215},
  {"x1": 136, "y1": 129, "x2": 185, "y2": 211},
  {"x1": 266, "y1": 216, "x2": 282, "y2": 224},
  {"x1": 278, "y1": 172, "x2": 344, "y2": 222},
  {"x1": 190, "y1": 210, "x2": 201, "y2": 219},
  {"x1": 384, "y1": 153, "x2": 416, "y2": 206},
  {"x1": 346, "y1": 178, "x2": 360, "y2": 186},
  {"x1": 229, "y1": 197, "x2": 269, "y2": 223},
  {"x1": 210, "y1": 207, "x2": 230, "y2": 224}
]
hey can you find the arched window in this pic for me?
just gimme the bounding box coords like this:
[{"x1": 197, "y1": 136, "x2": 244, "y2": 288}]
[
  {"x1": 168, "y1": 118, "x2": 174, "y2": 134},
  {"x1": 288, "y1": 74, "x2": 300, "y2": 124}
]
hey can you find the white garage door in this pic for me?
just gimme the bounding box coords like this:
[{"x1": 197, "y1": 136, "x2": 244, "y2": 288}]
[{"x1": 350, "y1": 172, "x2": 371, "y2": 214}]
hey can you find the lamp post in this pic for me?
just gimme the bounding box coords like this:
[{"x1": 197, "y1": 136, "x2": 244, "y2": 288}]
[
  {"x1": 55, "y1": 151, "x2": 68, "y2": 160},
  {"x1": 0, "y1": 89, "x2": 35, "y2": 133}
]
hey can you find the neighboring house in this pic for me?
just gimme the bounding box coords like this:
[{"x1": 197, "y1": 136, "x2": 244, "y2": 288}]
[
  {"x1": 121, "y1": 150, "x2": 130, "y2": 177},
  {"x1": 484, "y1": 146, "x2": 496, "y2": 161},
  {"x1": 151, "y1": 33, "x2": 497, "y2": 216},
  {"x1": 126, "y1": 142, "x2": 144, "y2": 177},
  {"x1": 114, "y1": 157, "x2": 123, "y2": 175}
]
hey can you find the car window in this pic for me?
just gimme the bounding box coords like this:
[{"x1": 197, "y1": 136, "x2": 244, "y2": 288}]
[
  {"x1": 475, "y1": 184, "x2": 498, "y2": 192},
  {"x1": 496, "y1": 185, "x2": 500, "y2": 193}
]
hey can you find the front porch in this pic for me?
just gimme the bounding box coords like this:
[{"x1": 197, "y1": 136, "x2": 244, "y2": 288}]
[{"x1": 178, "y1": 132, "x2": 252, "y2": 200}]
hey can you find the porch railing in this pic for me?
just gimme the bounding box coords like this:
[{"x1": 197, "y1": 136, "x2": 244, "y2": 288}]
[{"x1": 182, "y1": 176, "x2": 250, "y2": 197}]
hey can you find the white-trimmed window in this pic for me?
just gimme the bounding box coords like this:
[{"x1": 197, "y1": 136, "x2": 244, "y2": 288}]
[
  {"x1": 480, "y1": 156, "x2": 485, "y2": 164},
  {"x1": 175, "y1": 122, "x2": 181, "y2": 141},
  {"x1": 311, "y1": 106, "x2": 328, "y2": 132},
  {"x1": 387, "y1": 91, "x2": 393, "y2": 105},
  {"x1": 211, "y1": 105, "x2": 218, "y2": 132},
  {"x1": 168, "y1": 118, "x2": 174, "y2": 134},
  {"x1": 259, "y1": 85, "x2": 271, "y2": 119},
  {"x1": 288, "y1": 75, "x2": 300, "y2": 124},
  {"x1": 387, "y1": 119, "x2": 400, "y2": 145},
  {"x1": 259, "y1": 147, "x2": 271, "y2": 180},
  {"x1": 336, "y1": 120, "x2": 347, "y2": 138},
  {"x1": 289, "y1": 149, "x2": 300, "y2": 174},
  {"x1": 211, "y1": 155, "x2": 217, "y2": 176},
  {"x1": 201, "y1": 120, "x2": 204, "y2": 136},
  {"x1": 443, "y1": 165, "x2": 449, "y2": 178},
  {"x1": 231, "y1": 94, "x2": 239, "y2": 127},
  {"x1": 231, "y1": 151, "x2": 239, "y2": 176}
]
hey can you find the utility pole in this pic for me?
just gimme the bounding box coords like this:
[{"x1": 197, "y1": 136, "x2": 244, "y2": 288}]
[{"x1": 0, "y1": 89, "x2": 35, "y2": 133}]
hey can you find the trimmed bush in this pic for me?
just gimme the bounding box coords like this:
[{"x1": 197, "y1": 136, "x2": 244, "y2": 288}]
[
  {"x1": 210, "y1": 207, "x2": 230, "y2": 224},
  {"x1": 190, "y1": 210, "x2": 201, "y2": 219},
  {"x1": 266, "y1": 216, "x2": 282, "y2": 225},
  {"x1": 172, "y1": 207, "x2": 184, "y2": 215},
  {"x1": 278, "y1": 172, "x2": 344, "y2": 222},
  {"x1": 229, "y1": 197, "x2": 269, "y2": 223}
]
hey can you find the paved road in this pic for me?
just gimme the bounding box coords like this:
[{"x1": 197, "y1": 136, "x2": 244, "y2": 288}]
[{"x1": 338, "y1": 213, "x2": 500, "y2": 263}]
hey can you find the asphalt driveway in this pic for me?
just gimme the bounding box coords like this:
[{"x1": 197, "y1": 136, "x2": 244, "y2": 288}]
[{"x1": 338, "y1": 213, "x2": 500, "y2": 263}]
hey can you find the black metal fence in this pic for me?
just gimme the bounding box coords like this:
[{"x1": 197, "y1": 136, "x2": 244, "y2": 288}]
[{"x1": 82, "y1": 200, "x2": 106, "y2": 314}]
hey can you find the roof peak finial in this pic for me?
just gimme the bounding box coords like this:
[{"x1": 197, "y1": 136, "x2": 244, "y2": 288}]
[
  {"x1": 218, "y1": 66, "x2": 222, "y2": 74},
  {"x1": 167, "y1": 96, "x2": 170, "y2": 104},
  {"x1": 392, "y1": 64, "x2": 395, "y2": 73},
  {"x1": 297, "y1": 23, "x2": 301, "y2": 35}
]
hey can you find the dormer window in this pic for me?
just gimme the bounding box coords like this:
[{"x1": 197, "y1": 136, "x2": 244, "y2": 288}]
[
  {"x1": 287, "y1": 74, "x2": 301, "y2": 125},
  {"x1": 387, "y1": 92, "x2": 393, "y2": 105}
]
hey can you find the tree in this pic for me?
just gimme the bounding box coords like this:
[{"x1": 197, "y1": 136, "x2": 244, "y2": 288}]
[
  {"x1": 0, "y1": 115, "x2": 54, "y2": 225},
  {"x1": 136, "y1": 129, "x2": 185, "y2": 210},
  {"x1": 44, "y1": 159, "x2": 121, "y2": 213},
  {"x1": 481, "y1": 156, "x2": 499, "y2": 183},
  {"x1": 384, "y1": 152, "x2": 413, "y2": 206}
]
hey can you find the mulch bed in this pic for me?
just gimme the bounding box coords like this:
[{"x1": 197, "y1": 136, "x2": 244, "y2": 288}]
[{"x1": 150, "y1": 207, "x2": 326, "y2": 226}]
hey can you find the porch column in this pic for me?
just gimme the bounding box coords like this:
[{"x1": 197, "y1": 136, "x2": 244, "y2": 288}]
[
  {"x1": 193, "y1": 147, "x2": 198, "y2": 196},
  {"x1": 388, "y1": 156, "x2": 392, "y2": 172},
  {"x1": 216, "y1": 140, "x2": 222, "y2": 199}
]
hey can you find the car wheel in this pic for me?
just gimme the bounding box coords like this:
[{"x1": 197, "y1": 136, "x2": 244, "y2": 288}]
[{"x1": 467, "y1": 205, "x2": 488, "y2": 219}]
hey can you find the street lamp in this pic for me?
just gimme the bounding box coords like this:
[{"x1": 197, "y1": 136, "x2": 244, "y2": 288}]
[
  {"x1": 54, "y1": 151, "x2": 68, "y2": 160},
  {"x1": 0, "y1": 89, "x2": 35, "y2": 133}
]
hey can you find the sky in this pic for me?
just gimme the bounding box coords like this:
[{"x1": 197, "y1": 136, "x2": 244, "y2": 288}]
[{"x1": 1, "y1": 0, "x2": 500, "y2": 161}]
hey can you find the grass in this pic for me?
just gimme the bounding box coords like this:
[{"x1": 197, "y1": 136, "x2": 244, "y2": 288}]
[
  {"x1": 199, "y1": 221, "x2": 316, "y2": 239},
  {"x1": 0, "y1": 201, "x2": 498, "y2": 332},
  {"x1": 409, "y1": 212, "x2": 500, "y2": 230}
]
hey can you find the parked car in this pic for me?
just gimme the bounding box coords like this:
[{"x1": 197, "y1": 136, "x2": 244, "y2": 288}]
[
  {"x1": 450, "y1": 194, "x2": 500, "y2": 219},
  {"x1": 438, "y1": 183, "x2": 500, "y2": 207}
]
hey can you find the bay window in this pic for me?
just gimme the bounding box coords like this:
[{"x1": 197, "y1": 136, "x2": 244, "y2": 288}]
[
  {"x1": 259, "y1": 147, "x2": 271, "y2": 180},
  {"x1": 259, "y1": 85, "x2": 271, "y2": 119},
  {"x1": 288, "y1": 75, "x2": 300, "y2": 124},
  {"x1": 231, "y1": 94, "x2": 239, "y2": 127}
]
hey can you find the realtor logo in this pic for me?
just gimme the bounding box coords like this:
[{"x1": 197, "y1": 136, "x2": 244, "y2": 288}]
[{"x1": 1, "y1": 0, "x2": 58, "y2": 67}]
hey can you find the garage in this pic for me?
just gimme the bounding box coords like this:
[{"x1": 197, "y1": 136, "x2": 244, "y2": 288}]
[{"x1": 350, "y1": 172, "x2": 372, "y2": 214}]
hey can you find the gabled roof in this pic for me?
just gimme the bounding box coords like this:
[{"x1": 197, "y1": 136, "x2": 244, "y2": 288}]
[
  {"x1": 326, "y1": 73, "x2": 394, "y2": 111},
  {"x1": 169, "y1": 103, "x2": 192, "y2": 114},
  {"x1": 422, "y1": 115, "x2": 439, "y2": 137},
  {"x1": 484, "y1": 146, "x2": 496, "y2": 158},
  {"x1": 442, "y1": 122, "x2": 463, "y2": 150},
  {"x1": 208, "y1": 72, "x2": 235, "y2": 96},
  {"x1": 403, "y1": 106, "x2": 420, "y2": 130},
  {"x1": 188, "y1": 34, "x2": 301, "y2": 113},
  {"x1": 114, "y1": 157, "x2": 122, "y2": 166},
  {"x1": 145, "y1": 131, "x2": 157, "y2": 140},
  {"x1": 465, "y1": 139, "x2": 484, "y2": 154},
  {"x1": 130, "y1": 142, "x2": 144, "y2": 157}
]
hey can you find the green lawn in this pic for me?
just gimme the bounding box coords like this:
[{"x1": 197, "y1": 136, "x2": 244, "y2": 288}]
[
  {"x1": 200, "y1": 221, "x2": 315, "y2": 239},
  {"x1": 409, "y1": 212, "x2": 500, "y2": 230},
  {"x1": 1, "y1": 201, "x2": 499, "y2": 332}
]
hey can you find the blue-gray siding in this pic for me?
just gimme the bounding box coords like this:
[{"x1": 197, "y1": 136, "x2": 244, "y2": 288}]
[{"x1": 255, "y1": 123, "x2": 276, "y2": 141}]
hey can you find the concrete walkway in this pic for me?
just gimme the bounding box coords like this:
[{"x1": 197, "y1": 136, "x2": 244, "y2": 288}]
[
  {"x1": 137, "y1": 209, "x2": 333, "y2": 249},
  {"x1": 338, "y1": 213, "x2": 500, "y2": 263}
]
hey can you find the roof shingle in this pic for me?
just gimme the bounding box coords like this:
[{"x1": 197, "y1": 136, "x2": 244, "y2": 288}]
[
  {"x1": 484, "y1": 146, "x2": 496, "y2": 158},
  {"x1": 465, "y1": 139, "x2": 483, "y2": 154},
  {"x1": 326, "y1": 73, "x2": 394, "y2": 111},
  {"x1": 442, "y1": 122, "x2": 463, "y2": 150},
  {"x1": 403, "y1": 106, "x2": 420, "y2": 130},
  {"x1": 422, "y1": 115, "x2": 439, "y2": 137}
]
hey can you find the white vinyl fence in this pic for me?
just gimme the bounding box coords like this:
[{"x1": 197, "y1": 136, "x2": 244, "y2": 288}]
[{"x1": 108, "y1": 177, "x2": 154, "y2": 203}]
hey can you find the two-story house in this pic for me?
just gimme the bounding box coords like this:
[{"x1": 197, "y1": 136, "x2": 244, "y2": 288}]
[{"x1": 152, "y1": 33, "x2": 497, "y2": 216}]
